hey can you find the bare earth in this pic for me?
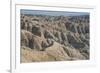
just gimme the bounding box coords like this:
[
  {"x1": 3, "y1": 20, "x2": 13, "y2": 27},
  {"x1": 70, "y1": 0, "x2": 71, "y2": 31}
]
[{"x1": 20, "y1": 14, "x2": 89, "y2": 63}]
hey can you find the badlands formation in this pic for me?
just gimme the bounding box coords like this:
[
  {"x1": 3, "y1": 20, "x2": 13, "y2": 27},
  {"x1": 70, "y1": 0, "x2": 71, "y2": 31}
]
[{"x1": 20, "y1": 14, "x2": 89, "y2": 62}]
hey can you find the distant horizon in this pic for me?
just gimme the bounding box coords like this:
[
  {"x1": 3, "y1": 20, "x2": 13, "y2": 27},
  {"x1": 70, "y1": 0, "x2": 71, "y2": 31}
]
[{"x1": 21, "y1": 9, "x2": 89, "y2": 16}]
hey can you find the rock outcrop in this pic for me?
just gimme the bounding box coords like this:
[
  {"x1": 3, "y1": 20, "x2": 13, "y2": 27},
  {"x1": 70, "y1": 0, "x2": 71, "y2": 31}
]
[{"x1": 20, "y1": 14, "x2": 89, "y2": 62}]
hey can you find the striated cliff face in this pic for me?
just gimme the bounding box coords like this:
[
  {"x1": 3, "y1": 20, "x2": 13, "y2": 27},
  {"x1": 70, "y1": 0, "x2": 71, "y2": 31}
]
[{"x1": 20, "y1": 14, "x2": 89, "y2": 63}]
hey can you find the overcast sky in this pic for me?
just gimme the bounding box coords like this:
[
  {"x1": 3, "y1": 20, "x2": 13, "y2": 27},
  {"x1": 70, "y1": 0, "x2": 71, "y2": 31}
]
[{"x1": 21, "y1": 9, "x2": 89, "y2": 16}]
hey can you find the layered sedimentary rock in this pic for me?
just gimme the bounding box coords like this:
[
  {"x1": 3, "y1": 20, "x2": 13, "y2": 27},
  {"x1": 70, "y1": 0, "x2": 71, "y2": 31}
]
[{"x1": 20, "y1": 14, "x2": 89, "y2": 62}]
